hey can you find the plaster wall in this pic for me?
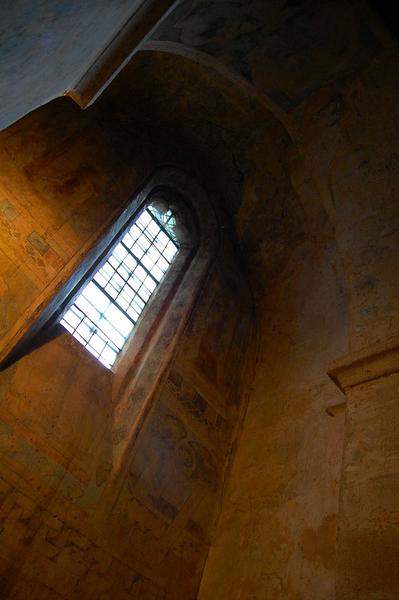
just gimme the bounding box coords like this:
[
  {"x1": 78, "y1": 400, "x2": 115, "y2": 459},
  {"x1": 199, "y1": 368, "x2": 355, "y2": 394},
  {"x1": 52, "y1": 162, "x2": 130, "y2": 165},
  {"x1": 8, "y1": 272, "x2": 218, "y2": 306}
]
[
  {"x1": 339, "y1": 372, "x2": 399, "y2": 600},
  {"x1": 151, "y1": 0, "x2": 388, "y2": 114},
  {"x1": 0, "y1": 255, "x2": 252, "y2": 599},
  {"x1": 199, "y1": 27, "x2": 399, "y2": 600},
  {"x1": 330, "y1": 341, "x2": 399, "y2": 600},
  {"x1": 0, "y1": 68, "x2": 255, "y2": 598},
  {"x1": 0, "y1": 0, "x2": 146, "y2": 130},
  {"x1": 199, "y1": 124, "x2": 348, "y2": 599}
]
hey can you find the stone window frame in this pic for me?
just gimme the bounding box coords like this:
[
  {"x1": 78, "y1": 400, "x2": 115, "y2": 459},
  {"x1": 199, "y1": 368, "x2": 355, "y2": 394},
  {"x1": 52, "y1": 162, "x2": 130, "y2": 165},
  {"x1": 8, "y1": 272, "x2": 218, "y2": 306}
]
[{"x1": 107, "y1": 168, "x2": 220, "y2": 475}]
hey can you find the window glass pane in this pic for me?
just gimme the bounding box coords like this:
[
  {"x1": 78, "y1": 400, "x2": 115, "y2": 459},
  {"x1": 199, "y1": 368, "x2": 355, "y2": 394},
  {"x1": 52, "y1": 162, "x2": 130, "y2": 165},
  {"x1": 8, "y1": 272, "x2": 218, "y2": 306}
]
[
  {"x1": 104, "y1": 304, "x2": 133, "y2": 337},
  {"x1": 141, "y1": 254, "x2": 154, "y2": 271},
  {"x1": 113, "y1": 243, "x2": 128, "y2": 261},
  {"x1": 117, "y1": 296, "x2": 129, "y2": 311},
  {"x1": 82, "y1": 282, "x2": 110, "y2": 312},
  {"x1": 110, "y1": 272, "x2": 125, "y2": 293},
  {"x1": 144, "y1": 276, "x2": 157, "y2": 293},
  {"x1": 63, "y1": 306, "x2": 81, "y2": 330},
  {"x1": 147, "y1": 220, "x2": 159, "y2": 236},
  {"x1": 139, "y1": 211, "x2": 151, "y2": 227},
  {"x1": 157, "y1": 256, "x2": 169, "y2": 273},
  {"x1": 151, "y1": 264, "x2": 164, "y2": 281},
  {"x1": 97, "y1": 318, "x2": 125, "y2": 348},
  {"x1": 148, "y1": 246, "x2": 161, "y2": 263},
  {"x1": 101, "y1": 262, "x2": 114, "y2": 279},
  {"x1": 60, "y1": 204, "x2": 180, "y2": 369},
  {"x1": 135, "y1": 265, "x2": 147, "y2": 281},
  {"x1": 100, "y1": 346, "x2": 118, "y2": 367},
  {"x1": 164, "y1": 241, "x2": 178, "y2": 262},
  {"x1": 131, "y1": 241, "x2": 145, "y2": 258},
  {"x1": 108, "y1": 255, "x2": 120, "y2": 270},
  {"x1": 88, "y1": 334, "x2": 106, "y2": 354},
  {"x1": 124, "y1": 254, "x2": 137, "y2": 271},
  {"x1": 118, "y1": 264, "x2": 130, "y2": 281},
  {"x1": 138, "y1": 285, "x2": 151, "y2": 302},
  {"x1": 154, "y1": 231, "x2": 169, "y2": 250},
  {"x1": 127, "y1": 306, "x2": 140, "y2": 322},
  {"x1": 105, "y1": 283, "x2": 118, "y2": 299},
  {"x1": 76, "y1": 320, "x2": 93, "y2": 342},
  {"x1": 94, "y1": 271, "x2": 108, "y2": 288},
  {"x1": 75, "y1": 296, "x2": 100, "y2": 323}
]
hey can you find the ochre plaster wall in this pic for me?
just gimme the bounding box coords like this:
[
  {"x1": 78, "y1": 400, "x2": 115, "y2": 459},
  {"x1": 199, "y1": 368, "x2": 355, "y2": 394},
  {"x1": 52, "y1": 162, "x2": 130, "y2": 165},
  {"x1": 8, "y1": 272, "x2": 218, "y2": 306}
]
[
  {"x1": 199, "y1": 21, "x2": 399, "y2": 600},
  {"x1": 0, "y1": 264, "x2": 252, "y2": 599},
  {"x1": 199, "y1": 123, "x2": 348, "y2": 599},
  {"x1": 330, "y1": 340, "x2": 399, "y2": 599},
  {"x1": 0, "y1": 65, "x2": 255, "y2": 598}
]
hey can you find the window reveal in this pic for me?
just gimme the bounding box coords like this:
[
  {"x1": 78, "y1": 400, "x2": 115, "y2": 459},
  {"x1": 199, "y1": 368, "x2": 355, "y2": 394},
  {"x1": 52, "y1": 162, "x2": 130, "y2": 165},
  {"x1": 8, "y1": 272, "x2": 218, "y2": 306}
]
[{"x1": 60, "y1": 205, "x2": 179, "y2": 369}]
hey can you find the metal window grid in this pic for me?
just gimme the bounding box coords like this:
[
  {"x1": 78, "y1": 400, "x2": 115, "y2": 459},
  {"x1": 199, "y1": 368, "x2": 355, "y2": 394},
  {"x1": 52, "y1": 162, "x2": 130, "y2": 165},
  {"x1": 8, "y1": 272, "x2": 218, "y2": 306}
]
[{"x1": 60, "y1": 206, "x2": 179, "y2": 369}]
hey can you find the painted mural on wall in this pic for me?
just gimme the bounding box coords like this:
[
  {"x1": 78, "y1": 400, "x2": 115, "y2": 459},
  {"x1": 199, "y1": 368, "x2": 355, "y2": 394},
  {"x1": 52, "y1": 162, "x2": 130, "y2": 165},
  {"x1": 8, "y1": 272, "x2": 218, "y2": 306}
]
[
  {"x1": 151, "y1": 0, "x2": 384, "y2": 110},
  {"x1": 0, "y1": 87, "x2": 254, "y2": 597}
]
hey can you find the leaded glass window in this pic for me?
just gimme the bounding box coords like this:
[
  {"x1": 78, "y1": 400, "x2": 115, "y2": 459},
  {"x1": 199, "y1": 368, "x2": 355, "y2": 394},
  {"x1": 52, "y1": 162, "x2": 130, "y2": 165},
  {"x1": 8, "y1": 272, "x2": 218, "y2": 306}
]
[{"x1": 60, "y1": 205, "x2": 179, "y2": 369}]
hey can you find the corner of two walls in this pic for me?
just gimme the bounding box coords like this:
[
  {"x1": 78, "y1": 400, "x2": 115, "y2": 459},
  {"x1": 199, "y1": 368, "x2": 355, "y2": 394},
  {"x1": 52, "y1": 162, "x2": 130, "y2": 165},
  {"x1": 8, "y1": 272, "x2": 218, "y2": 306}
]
[{"x1": 199, "y1": 38, "x2": 399, "y2": 600}]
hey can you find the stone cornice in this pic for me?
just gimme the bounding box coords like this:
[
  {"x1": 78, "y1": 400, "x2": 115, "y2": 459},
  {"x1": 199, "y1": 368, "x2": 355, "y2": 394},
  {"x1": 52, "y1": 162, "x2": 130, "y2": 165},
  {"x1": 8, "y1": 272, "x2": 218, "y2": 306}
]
[{"x1": 328, "y1": 337, "x2": 399, "y2": 393}]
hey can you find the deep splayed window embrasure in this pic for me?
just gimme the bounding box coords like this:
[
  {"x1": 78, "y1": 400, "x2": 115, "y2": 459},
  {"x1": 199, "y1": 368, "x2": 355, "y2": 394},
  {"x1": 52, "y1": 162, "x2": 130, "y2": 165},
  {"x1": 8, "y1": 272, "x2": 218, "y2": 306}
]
[{"x1": 60, "y1": 205, "x2": 179, "y2": 369}]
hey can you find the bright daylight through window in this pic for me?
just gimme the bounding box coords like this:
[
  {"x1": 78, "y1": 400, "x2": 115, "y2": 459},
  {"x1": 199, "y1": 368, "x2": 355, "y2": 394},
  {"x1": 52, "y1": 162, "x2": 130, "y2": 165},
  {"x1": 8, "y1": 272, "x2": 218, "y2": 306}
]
[{"x1": 60, "y1": 204, "x2": 179, "y2": 369}]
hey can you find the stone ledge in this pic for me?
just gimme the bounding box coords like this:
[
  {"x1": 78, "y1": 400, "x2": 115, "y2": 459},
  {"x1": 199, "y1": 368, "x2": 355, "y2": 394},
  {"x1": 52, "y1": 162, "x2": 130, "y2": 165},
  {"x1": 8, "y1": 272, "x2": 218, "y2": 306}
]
[{"x1": 328, "y1": 337, "x2": 399, "y2": 392}]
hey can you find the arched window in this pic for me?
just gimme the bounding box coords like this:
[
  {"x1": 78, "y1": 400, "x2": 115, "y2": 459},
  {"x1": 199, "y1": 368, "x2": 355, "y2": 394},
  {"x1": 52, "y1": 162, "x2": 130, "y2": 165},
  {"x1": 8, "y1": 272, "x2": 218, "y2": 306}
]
[
  {"x1": 0, "y1": 167, "x2": 219, "y2": 474},
  {"x1": 0, "y1": 169, "x2": 216, "y2": 388},
  {"x1": 60, "y1": 202, "x2": 180, "y2": 369}
]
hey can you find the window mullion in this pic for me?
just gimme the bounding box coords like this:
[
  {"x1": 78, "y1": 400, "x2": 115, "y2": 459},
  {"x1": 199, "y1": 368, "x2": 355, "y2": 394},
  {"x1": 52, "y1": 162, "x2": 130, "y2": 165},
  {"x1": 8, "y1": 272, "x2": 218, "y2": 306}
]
[
  {"x1": 103, "y1": 262, "x2": 150, "y2": 309},
  {"x1": 88, "y1": 321, "x2": 123, "y2": 351},
  {"x1": 91, "y1": 279, "x2": 136, "y2": 325}
]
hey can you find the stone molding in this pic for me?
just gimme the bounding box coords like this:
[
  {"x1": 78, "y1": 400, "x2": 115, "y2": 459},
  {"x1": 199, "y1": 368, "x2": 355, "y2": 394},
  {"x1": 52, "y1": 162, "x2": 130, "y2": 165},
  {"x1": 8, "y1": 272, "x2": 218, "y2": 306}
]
[{"x1": 328, "y1": 336, "x2": 399, "y2": 393}]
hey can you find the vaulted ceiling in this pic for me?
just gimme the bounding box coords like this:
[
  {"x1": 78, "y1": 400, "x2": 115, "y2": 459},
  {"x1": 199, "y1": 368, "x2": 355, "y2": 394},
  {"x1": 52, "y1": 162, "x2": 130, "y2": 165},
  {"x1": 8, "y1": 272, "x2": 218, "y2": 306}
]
[{"x1": 0, "y1": 0, "x2": 389, "y2": 131}]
